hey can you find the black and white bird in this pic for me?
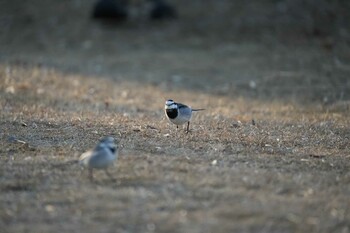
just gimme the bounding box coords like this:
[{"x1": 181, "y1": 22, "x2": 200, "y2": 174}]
[
  {"x1": 164, "y1": 99, "x2": 205, "y2": 133},
  {"x1": 79, "y1": 136, "x2": 118, "y2": 181}
]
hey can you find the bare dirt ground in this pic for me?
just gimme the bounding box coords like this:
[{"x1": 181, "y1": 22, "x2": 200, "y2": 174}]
[{"x1": 1, "y1": 1, "x2": 350, "y2": 232}]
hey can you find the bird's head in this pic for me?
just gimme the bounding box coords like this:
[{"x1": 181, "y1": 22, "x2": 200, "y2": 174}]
[
  {"x1": 99, "y1": 136, "x2": 117, "y2": 153},
  {"x1": 165, "y1": 99, "x2": 177, "y2": 109}
]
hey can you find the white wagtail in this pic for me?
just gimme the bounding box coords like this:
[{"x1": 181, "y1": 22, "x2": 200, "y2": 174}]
[
  {"x1": 79, "y1": 136, "x2": 118, "y2": 181},
  {"x1": 164, "y1": 99, "x2": 205, "y2": 133}
]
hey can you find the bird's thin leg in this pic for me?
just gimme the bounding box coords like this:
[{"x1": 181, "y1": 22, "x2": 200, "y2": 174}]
[
  {"x1": 186, "y1": 121, "x2": 190, "y2": 133},
  {"x1": 105, "y1": 169, "x2": 115, "y2": 182},
  {"x1": 88, "y1": 168, "x2": 93, "y2": 182}
]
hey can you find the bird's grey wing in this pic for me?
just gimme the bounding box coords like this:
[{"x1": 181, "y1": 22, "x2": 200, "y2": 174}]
[
  {"x1": 177, "y1": 103, "x2": 189, "y2": 109},
  {"x1": 178, "y1": 105, "x2": 192, "y2": 118},
  {"x1": 90, "y1": 146, "x2": 116, "y2": 168},
  {"x1": 79, "y1": 150, "x2": 94, "y2": 166}
]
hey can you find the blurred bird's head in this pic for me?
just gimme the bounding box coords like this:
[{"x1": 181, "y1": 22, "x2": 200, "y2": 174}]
[
  {"x1": 165, "y1": 99, "x2": 177, "y2": 110},
  {"x1": 99, "y1": 136, "x2": 117, "y2": 153}
]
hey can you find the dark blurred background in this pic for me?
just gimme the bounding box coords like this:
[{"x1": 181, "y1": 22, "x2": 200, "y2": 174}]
[
  {"x1": 1, "y1": 0, "x2": 349, "y2": 40},
  {"x1": 0, "y1": 0, "x2": 349, "y2": 104}
]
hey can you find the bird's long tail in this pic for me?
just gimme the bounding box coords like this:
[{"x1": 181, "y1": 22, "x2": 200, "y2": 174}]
[{"x1": 192, "y1": 108, "x2": 205, "y2": 111}]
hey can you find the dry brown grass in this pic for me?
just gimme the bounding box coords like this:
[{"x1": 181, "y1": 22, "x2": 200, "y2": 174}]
[{"x1": 1, "y1": 1, "x2": 350, "y2": 233}]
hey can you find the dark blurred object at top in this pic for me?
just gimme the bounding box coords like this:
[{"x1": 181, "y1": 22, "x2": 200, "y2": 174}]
[
  {"x1": 92, "y1": 0, "x2": 177, "y2": 22},
  {"x1": 92, "y1": 0, "x2": 128, "y2": 22},
  {"x1": 150, "y1": 0, "x2": 177, "y2": 20}
]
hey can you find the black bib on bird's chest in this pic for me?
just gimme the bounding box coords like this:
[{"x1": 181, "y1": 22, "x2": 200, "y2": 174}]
[
  {"x1": 109, "y1": 147, "x2": 116, "y2": 153},
  {"x1": 166, "y1": 108, "x2": 178, "y2": 119}
]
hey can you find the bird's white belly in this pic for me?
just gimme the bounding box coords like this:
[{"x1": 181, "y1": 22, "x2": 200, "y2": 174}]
[
  {"x1": 83, "y1": 150, "x2": 116, "y2": 169},
  {"x1": 93, "y1": 156, "x2": 114, "y2": 169},
  {"x1": 169, "y1": 114, "x2": 191, "y2": 125}
]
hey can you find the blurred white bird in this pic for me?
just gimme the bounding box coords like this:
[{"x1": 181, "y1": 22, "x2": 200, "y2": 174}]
[
  {"x1": 164, "y1": 99, "x2": 205, "y2": 133},
  {"x1": 79, "y1": 136, "x2": 118, "y2": 181}
]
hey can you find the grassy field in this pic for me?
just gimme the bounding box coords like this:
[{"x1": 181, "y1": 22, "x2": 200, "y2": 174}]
[{"x1": 1, "y1": 1, "x2": 350, "y2": 232}]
